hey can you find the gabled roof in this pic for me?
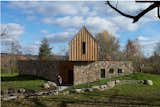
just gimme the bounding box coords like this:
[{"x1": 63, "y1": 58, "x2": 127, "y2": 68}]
[{"x1": 69, "y1": 26, "x2": 97, "y2": 44}]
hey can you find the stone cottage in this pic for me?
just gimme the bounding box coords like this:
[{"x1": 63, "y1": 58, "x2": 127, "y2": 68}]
[{"x1": 18, "y1": 26, "x2": 133, "y2": 85}]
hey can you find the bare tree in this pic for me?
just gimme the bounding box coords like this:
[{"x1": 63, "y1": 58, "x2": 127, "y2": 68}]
[
  {"x1": 95, "y1": 31, "x2": 120, "y2": 60},
  {"x1": 155, "y1": 41, "x2": 160, "y2": 56},
  {"x1": 0, "y1": 26, "x2": 21, "y2": 72},
  {"x1": 124, "y1": 39, "x2": 144, "y2": 72},
  {"x1": 106, "y1": 1, "x2": 160, "y2": 23},
  {"x1": 1, "y1": 26, "x2": 8, "y2": 37},
  {"x1": 125, "y1": 39, "x2": 137, "y2": 60}
]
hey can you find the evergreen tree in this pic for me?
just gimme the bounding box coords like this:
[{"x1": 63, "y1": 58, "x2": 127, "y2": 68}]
[{"x1": 38, "y1": 38, "x2": 52, "y2": 60}]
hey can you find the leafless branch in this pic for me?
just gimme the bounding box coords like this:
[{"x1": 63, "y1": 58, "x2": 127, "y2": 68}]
[
  {"x1": 106, "y1": 1, "x2": 160, "y2": 23},
  {"x1": 1, "y1": 27, "x2": 8, "y2": 37}
]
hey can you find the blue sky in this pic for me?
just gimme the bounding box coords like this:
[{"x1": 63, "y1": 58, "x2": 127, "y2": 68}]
[{"x1": 1, "y1": 1, "x2": 160, "y2": 56}]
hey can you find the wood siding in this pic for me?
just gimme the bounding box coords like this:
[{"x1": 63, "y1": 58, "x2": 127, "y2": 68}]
[{"x1": 69, "y1": 27, "x2": 98, "y2": 61}]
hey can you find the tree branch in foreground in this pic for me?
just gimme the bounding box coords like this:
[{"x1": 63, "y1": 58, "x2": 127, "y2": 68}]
[{"x1": 106, "y1": 1, "x2": 160, "y2": 23}]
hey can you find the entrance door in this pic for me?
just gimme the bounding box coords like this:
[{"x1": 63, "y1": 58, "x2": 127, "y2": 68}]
[{"x1": 68, "y1": 70, "x2": 73, "y2": 85}]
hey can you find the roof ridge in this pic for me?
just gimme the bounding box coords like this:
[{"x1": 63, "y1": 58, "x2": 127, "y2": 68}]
[{"x1": 69, "y1": 26, "x2": 97, "y2": 44}]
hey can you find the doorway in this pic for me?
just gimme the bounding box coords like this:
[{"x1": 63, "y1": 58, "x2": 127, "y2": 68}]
[{"x1": 67, "y1": 70, "x2": 73, "y2": 85}]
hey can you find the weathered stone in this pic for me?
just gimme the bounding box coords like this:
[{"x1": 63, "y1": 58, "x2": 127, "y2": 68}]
[
  {"x1": 36, "y1": 91, "x2": 44, "y2": 96},
  {"x1": 107, "y1": 81, "x2": 115, "y2": 88},
  {"x1": 43, "y1": 83, "x2": 50, "y2": 89},
  {"x1": 47, "y1": 81, "x2": 57, "y2": 90},
  {"x1": 84, "y1": 88, "x2": 93, "y2": 92},
  {"x1": 18, "y1": 88, "x2": 25, "y2": 93},
  {"x1": 17, "y1": 94, "x2": 25, "y2": 99},
  {"x1": 3, "y1": 96, "x2": 17, "y2": 101},
  {"x1": 62, "y1": 91, "x2": 69, "y2": 95},
  {"x1": 100, "y1": 85, "x2": 107, "y2": 89},
  {"x1": 140, "y1": 80, "x2": 144, "y2": 84},
  {"x1": 91, "y1": 86, "x2": 100, "y2": 90},
  {"x1": 115, "y1": 80, "x2": 120, "y2": 84},
  {"x1": 144, "y1": 80, "x2": 153, "y2": 85},
  {"x1": 24, "y1": 89, "x2": 36, "y2": 97},
  {"x1": 53, "y1": 91, "x2": 59, "y2": 95},
  {"x1": 74, "y1": 61, "x2": 133, "y2": 85},
  {"x1": 8, "y1": 88, "x2": 16, "y2": 95},
  {"x1": 70, "y1": 89, "x2": 82, "y2": 93}
]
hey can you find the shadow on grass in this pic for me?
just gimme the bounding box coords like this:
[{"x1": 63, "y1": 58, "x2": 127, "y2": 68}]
[
  {"x1": 31, "y1": 98, "x2": 48, "y2": 107},
  {"x1": 1, "y1": 75, "x2": 46, "y2": 81}
]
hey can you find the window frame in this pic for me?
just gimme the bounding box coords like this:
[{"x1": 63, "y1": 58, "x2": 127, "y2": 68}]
[
  {"x1": 118, "y1": 68, "x2": 123, "y2": 74},
  {"x1": 82, "y1": 42, "x2": 86, "y2": 54},
  {"x1": 109, "y1": 68, "x2": 114, "y2": 73},
  {"x1": 100, "y1": 69, "x2": 105, "y2": 78}
]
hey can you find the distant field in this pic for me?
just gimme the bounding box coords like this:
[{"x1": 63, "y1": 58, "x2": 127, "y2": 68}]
[{"x1": 1, "y1": 72, "x2": 46, "y2": 90}]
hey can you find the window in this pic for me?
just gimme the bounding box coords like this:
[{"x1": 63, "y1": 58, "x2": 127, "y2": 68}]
[
  {"x1": 109, "y1": 68, "x2": 114, "y2": 73},
  {"x1": 82, "y1": 42, "x2": 86, "y2": 54},
  {"x1": 118, "y1": 68, "x2": 123, "y2": 73},
  {"x1": 101, "y1": 69, "x2": 105, "y2": 78}
]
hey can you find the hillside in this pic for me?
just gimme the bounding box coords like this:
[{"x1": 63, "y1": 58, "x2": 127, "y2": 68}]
[{"x1": 1, "y1": 72, "x2": 160, "y2": 107}]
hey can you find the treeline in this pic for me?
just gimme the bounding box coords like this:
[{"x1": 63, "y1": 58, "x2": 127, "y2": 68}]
[{"x1": 95, "y1": 31, "x2": 160, "y2": 73}]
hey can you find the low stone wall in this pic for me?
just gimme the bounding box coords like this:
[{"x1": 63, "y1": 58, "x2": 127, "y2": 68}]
[
  {"x1": 18, "y1": 61, "x2": 59, "y2": 82},
  {"x1": 74, "y1": 61, "x2": 133, "y2": 85},
  {"x1": 18, "y1": 60, "x2": 73, "y2": 84}
]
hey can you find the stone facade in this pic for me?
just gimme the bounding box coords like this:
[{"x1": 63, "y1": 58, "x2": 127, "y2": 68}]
[
  {"x1": 18, "y1": 60, "x2": 133, "y2": 85},
  {"x1": 73, "y1": 61, "x2": 133, "y2": 85}
]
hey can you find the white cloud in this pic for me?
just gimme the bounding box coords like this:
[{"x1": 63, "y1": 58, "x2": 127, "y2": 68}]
[
  {"x1": 0, "y1": 23, "x2": 24, "y2": 53},
  {"x1": 8, "y1": 1, "x2": 89, "y2": 16},
  {"x1": 26, "y1": 15, "x2": 36, "y2": 21},
  {"x1": 85, "y1": 17, "x2": 118, "y2": 35},
  {"x1": 43, "y1": 16, "x2": 84, "y2": 28},
  {"x1": 1, "y1": 23, "x2": 24, "y2": 40},
  {"x1": 110, "y1": 16, "x2": 139, "y2": 31},
  {"x1": 137, "y1": 36, "x2": 160, "y2": 56},
  {"x1": 0, "y1": 23, "x2": 24, "y2": 50},
  {"x1": 137, "y1": 36, "x2": 149, "y2": 41},
  {"x1": 8, "y1": 1, "x2": 158, "y2": 32},
  {"x1": 41, "y1": 29, "x2": 49, "y2": 34},
  {"x1": 46, "y1": 32, "x2": 72, "y2": 43},
  {"x1": 22, "y1": 44, "x2": 39, "y2": 55},
  {"x1": 112, "y1": 1, "x2": 151, "y2": 14},
  {"x1": 43, "y1": 16, "x2": 118, "y2": 36}
]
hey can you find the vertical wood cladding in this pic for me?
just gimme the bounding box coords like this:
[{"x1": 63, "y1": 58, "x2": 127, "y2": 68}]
[{"x1": 69, "y1": 26, "x2": 98, "y2": 61}]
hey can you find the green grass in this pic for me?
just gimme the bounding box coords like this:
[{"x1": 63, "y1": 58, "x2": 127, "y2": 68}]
[
  {"x1": 66, "y1": 72, "x2": 160, "y2": 90},
  {"x1": 66, "y1": 72, "x2": 160, "y2": 104},
  {"x1": 63, "y1": 72, "x2": 160, "y2": 105},
  {"x1": 1, "y1": 72, "x2": 160, "y2": 107},
  {"x1": 1, "y1": 72, "x2": 47, "y2": 90}
]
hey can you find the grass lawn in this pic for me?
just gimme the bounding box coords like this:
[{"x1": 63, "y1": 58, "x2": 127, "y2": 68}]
[
  {"x1": 1, "y1": 72, "x2": 160, "y2": 107},
  {"x1": 67, "y1": 72, "x2": 160, "y2": 89},
  {"x1": 64, "y1": 73, "x2": 160, "y2": 104},
  {"x1": 1, "y1": 72, "x2": 47, "y2": 90}
]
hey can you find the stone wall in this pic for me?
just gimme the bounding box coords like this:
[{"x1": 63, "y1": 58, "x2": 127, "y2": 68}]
[
  {"x1": 73, "y1": 61, "x2": 133, "y2": 85},
  {"x1": 18, "y1": 60, "x2": 133, "y2": 85},
  {"x1": 18, "y1": 61, "x2": 73, "y2": 84}
]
